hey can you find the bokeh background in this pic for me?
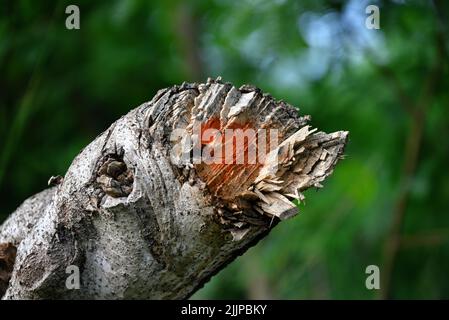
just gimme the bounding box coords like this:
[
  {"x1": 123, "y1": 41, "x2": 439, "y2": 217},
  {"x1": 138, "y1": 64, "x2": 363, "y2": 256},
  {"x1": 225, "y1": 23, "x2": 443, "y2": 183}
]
[{"x1": 1, "y1": 0, "x2": 448, "y2": 299}]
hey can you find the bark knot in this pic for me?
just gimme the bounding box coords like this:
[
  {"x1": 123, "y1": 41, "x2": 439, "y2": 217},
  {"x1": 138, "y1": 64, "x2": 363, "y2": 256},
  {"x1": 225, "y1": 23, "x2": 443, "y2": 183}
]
[{"x1": 96, "y1": 155, "x2": 134, "y2": 198}]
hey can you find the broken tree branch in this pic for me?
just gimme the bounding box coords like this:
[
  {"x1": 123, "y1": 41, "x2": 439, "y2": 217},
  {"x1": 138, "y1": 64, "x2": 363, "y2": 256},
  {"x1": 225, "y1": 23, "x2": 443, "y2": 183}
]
[{"x1": 0, "y1": 78, "x2": 347, "y2": 299}]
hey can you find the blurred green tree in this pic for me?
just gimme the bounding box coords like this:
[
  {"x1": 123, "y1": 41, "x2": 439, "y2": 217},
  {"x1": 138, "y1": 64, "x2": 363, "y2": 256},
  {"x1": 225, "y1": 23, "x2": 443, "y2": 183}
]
[{"x1": 1, "y1": 0, "x2": 448, "y2": 299}]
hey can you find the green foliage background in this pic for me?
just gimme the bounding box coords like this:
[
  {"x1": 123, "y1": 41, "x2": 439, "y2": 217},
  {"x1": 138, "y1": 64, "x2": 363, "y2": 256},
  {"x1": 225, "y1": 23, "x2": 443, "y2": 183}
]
[{"x1": 1, "y1": 0, "x2": 448, "y2": 299}]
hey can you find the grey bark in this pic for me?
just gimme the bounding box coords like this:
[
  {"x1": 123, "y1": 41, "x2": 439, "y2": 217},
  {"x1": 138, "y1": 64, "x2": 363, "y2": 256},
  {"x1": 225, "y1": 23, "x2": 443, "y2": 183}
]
[{"x1": 0, "y1": 78, "x2": 348, "y2": 299}]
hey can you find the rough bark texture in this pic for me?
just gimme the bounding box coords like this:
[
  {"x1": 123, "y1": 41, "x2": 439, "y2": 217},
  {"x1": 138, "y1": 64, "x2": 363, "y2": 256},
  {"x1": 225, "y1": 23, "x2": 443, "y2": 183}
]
[{"x1": 0, "y1": 78, "x2": 348, "y2": 299}]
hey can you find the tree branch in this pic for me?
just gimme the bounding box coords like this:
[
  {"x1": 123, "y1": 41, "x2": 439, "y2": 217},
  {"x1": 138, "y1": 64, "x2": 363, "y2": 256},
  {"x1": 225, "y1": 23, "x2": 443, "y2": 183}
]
[
  {"x1": 0, "y1": 78, "x2": 347, "y2": 299},
  {"x1": 379, "y1": 30, "x2": 445, "y2": 299}
]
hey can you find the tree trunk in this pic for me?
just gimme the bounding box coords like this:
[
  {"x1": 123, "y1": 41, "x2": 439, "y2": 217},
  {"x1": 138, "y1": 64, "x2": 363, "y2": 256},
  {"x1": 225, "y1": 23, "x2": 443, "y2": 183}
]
[{"x1": 0, "y1": 78, "x2": 348, "y2": 299}]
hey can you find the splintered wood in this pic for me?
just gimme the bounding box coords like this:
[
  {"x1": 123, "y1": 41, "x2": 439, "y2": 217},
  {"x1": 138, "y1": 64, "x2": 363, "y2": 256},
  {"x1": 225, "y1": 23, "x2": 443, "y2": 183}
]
[{"x1": 169, "y1": 78, "x2": 348, "y2": 229}]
